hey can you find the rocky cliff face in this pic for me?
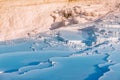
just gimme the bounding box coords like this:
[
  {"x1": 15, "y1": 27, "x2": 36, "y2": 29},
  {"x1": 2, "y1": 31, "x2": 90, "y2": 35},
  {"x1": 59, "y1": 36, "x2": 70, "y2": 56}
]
[{"x1": 0, "y1": 0, "x2": 119, "y2": 41}]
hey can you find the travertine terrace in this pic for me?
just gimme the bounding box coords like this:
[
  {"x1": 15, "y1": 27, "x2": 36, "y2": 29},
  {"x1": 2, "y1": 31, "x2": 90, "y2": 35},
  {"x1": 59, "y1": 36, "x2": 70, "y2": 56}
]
[{"x1": 0, "y1": 0, "x2": 119, "y2": 41}]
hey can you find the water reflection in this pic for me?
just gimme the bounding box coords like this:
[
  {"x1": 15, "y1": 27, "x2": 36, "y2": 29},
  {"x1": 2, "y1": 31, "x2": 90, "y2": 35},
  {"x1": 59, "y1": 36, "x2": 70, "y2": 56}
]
[{"x1": 79, "y1": 26, "x2": 97, "y2": 46}]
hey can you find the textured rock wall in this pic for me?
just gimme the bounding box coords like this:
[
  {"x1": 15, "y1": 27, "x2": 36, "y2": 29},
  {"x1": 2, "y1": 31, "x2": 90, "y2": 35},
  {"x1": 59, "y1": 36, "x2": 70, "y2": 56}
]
[
  {"x1": 0, "y1": 0, "x2": 67, "y2": 41},
  {"x1": 0, "y1": 0, "x2": 119, "y2": 41}
]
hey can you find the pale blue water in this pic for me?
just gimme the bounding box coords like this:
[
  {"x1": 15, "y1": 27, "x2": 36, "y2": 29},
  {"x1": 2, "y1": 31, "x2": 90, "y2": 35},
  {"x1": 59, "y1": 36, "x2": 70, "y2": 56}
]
[{"x1": 0, "y1": 23, "x2": 120, "y2": 80}]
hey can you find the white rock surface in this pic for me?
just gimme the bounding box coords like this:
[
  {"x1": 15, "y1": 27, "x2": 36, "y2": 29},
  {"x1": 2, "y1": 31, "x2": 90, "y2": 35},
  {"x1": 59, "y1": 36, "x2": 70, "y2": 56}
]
[{"x1": 0, "y1": 0, "x2": 119, "y2": 41}]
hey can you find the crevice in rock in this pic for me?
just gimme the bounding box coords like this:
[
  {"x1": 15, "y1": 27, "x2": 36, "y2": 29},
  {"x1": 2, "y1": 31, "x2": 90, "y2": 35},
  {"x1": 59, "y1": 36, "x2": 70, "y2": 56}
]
[{"x1": 85, "y1": 54, "x2": 114, "y2": 80}]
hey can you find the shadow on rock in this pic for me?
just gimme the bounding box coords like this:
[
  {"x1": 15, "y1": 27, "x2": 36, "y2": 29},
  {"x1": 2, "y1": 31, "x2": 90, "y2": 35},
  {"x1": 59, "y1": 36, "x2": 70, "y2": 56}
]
[{"x1": 50, "y1": 21, "x2": 65, "y2": 30}]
